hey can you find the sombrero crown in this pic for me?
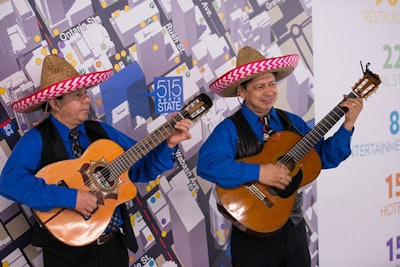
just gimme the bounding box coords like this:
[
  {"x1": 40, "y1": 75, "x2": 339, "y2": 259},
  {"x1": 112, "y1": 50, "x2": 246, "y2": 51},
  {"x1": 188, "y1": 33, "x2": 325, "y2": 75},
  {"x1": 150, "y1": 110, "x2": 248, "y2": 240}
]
[
  {"x1": 209, "y1": 46, "x2": 300, "y2": 97},
  {"x1": 12, "y1": 55, "x2": 113, "y2": 113}
]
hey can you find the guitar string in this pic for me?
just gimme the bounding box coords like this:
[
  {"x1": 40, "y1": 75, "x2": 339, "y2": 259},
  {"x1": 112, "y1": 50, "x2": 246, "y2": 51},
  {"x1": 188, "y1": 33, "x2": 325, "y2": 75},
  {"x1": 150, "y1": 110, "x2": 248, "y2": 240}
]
[
  {"x1": 71, "y1": 109, "x2": 190, "y2": 192},
  {"x1": 279, "y1": 90, "x2": 363, "y2": 165},
  {"x1": 280, "y1": 102, "x2": 348, "y2": 165},
  {"x1": 247, "y1": 92, "x2": 357, "y2": 199},
  {"x1": 110, "y1": 111, "x2": 187, "y2": 181},
  {"x1": 239, "y1": 81, "x2": 379, "y2": 221},
  {"x1": 43, "y1": 109, "x2": 195, "y2": 224},
  {"x1": 106, "y1": 107, "x2": 194, "y2": 182},
  {"x1": 46, "y1": 95, "x2": 209, "y2": 225},
  {"x1": 105, "y1": 106, "x2": 198, "y2": 183},
  {"x1": 290, "y1": 77, "x2": 378, "y2": 163}
]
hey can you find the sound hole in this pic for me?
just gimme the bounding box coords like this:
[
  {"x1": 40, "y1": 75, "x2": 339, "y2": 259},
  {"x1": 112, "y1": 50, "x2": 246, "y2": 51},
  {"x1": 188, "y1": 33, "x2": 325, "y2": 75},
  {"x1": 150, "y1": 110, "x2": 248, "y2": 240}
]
[
  {"x1": 93, "y1": 166, "x2": 114, "y2": 190},
  {"x1": 269, "y1": 169, "x2": 303, "y2": 199}
]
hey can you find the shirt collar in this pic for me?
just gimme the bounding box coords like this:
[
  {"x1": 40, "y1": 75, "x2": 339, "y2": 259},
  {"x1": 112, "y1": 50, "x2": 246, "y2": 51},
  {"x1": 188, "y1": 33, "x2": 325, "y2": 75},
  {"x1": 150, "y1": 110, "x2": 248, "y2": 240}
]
[
  {"x1": 241, "y1": 101, "x2": 278, "y2": 124},
  {"x1": 49, "y1": 115, "x2": 86, "y2": 140}
]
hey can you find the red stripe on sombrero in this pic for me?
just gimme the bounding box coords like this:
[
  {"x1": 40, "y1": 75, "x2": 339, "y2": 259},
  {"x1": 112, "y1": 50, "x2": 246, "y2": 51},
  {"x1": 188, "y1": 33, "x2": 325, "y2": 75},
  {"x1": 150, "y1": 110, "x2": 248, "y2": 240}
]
[
  {"x1": 210, "y1": 54, "x2": 299, "y2": 94},
  {"x1": 12, "y1": 69, "x2": 113, "y2": 113}
]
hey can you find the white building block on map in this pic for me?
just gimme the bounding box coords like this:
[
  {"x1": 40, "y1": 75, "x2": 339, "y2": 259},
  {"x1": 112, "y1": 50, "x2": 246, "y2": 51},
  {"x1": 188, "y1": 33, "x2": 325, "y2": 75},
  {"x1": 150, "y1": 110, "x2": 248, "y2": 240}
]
[
  {"x1": 155, "y1": 204, "x2": 171, "y2": 231},
  {"x1": 147, "y1": 190, "x2": 167, "y2": 214}
]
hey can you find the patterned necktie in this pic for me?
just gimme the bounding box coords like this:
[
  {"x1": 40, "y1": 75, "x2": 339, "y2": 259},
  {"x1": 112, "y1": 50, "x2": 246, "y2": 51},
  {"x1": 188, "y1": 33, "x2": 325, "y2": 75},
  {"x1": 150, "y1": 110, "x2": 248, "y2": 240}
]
[
  {"x1": 69, "y1": 128, "x2": 84, "y2": 158},
  {"x1": 107, "y1": 210, "x2": 120, "y2": 232},
  {"x1": 69, "y1": 128, "x2": 120, "y2": 232},
  {"x1": 259, "y1": 115, "x2": 272, "y2": 142}
]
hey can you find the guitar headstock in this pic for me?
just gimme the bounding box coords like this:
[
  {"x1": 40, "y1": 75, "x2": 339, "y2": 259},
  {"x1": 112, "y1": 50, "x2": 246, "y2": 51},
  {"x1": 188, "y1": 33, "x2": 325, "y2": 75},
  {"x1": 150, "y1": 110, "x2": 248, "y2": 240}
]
[
  {"x1": 352, "y1": 62, "x2": 381, "y2": 99},
  {"x1": 180, "y1": 93, "x2": 213, "y2": 122}
]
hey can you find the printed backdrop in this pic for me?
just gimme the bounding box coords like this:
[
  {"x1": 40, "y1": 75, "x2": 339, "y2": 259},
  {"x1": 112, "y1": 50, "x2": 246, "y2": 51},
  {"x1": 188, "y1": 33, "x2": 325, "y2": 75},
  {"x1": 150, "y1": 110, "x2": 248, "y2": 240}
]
[{"x1": 0, "y1": 0, "x2": 397, "y2": 267}]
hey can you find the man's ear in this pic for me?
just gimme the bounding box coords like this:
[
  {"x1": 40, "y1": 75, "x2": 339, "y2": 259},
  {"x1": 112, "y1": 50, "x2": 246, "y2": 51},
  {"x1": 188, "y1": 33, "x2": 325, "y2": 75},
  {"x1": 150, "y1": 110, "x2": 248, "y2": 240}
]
[
  {"x1": 48, "y1": 99, "x2": 59, "y2": 111},
  {"x1": 237, "y1": 85, "x2": 244, "y2": 98}
]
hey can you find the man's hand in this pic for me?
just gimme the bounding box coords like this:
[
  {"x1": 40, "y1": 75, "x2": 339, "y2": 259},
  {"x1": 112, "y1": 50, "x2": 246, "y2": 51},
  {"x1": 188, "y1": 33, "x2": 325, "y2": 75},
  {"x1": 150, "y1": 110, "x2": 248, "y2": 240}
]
[
  {"x1": 259, "y1": 163, "x2": 292, "y2": 190},
  {"x1": 340, "y1": 96, "x2": 363, "y2": 131},
  {"x1": 166, "y1": 118, "x2": 193, "y2": 148},
  {"x1": 75, "y1": 190, "x2": 98, "y2": 217}
]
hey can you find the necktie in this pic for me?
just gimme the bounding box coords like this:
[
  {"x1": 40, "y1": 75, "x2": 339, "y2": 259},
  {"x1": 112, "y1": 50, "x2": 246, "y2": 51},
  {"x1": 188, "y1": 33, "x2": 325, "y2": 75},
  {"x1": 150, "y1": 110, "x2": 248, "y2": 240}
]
[
  {"x1": 259, "y1": 115, "x2": 272, "y2": 142},
  {"x1": 107, "y1": 210, "x2": 120, "y2": 232},
  {"x1": 69, "y1": 128, "x2": 84, "y2": 158},
  {"x1": 69, "y1": 128, "x2": 120, "y2": 232}
]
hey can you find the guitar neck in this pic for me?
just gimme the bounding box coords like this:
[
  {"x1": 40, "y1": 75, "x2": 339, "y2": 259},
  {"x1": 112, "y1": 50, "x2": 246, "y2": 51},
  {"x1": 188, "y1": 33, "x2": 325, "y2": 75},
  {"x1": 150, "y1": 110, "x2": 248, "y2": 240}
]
[
  {"x1": 109, "y1": 113, "x2": 183, "y2": 178},
  {"x1": 286, "y1": 91, "x2": 358, "y2": 163},
  {"x1": 104, "y1": 92, "x2": 213, "y2": 181}
]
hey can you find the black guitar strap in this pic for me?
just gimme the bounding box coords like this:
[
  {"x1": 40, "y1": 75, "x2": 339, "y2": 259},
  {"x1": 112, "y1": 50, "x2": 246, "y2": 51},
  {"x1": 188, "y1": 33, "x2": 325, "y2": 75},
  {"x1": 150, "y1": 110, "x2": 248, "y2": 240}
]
[{"x1": 275, "y1": 108, "x2": 303, "y2": 136}]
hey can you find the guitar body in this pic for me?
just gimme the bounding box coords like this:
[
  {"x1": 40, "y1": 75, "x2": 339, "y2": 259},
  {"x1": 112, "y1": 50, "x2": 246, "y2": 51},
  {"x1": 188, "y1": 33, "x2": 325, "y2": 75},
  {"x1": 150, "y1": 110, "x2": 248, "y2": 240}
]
[
  {"x1": 216, "y1": 131, "x2": 322, "y2": 236},
  {"x1": 33, "y1": 139, "x2": 137, "y2": 246},
  {"x1": 31, "y1": 93, "x2": 213, "y2": 246}
]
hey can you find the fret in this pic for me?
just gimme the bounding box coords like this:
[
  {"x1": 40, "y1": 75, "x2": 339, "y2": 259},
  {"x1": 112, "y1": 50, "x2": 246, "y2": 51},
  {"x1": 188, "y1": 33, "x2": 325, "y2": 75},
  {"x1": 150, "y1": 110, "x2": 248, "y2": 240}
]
[
  {"x1": 281, "y1": 71, "x2": 381, "y2": 165},
  {"x1": 101, "y1": 93, "x2": 213, "y2": 180}
]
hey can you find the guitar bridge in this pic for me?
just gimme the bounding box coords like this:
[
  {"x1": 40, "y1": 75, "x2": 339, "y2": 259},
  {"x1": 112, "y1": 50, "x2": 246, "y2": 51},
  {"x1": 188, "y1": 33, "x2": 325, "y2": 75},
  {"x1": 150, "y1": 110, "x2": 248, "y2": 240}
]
[
  {"x1": 261, "y1": 197, "x2": 273, "y2": 208},
  {"x1": 246, "y1": 184, "x2": 273, "y2": 208}
]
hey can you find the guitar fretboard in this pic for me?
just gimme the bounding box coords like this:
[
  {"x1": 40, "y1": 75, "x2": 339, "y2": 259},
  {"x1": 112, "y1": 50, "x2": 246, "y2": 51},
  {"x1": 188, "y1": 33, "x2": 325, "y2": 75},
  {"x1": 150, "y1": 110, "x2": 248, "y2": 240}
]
[
  {"x1": 282, "y1": 70, "x2": 380, "y2": 164},
  {"x1": 108, "y1": 113, "x2": 185, "y2": 180},
  {"x1": 101, "y1": 92, "x2": 212, "y2": 182},
  {"x1": 286, "y1": 91, "x2": 357, "y2": 163}
]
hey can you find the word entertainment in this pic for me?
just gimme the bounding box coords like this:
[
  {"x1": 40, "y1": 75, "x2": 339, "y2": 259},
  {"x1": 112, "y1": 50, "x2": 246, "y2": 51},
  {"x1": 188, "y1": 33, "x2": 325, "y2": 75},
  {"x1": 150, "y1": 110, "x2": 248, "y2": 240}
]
[
  {"x1": 59, "y1": 16, "x2": 101, "y2": 41},
  {"x1": 351, "y1": 139, "x2": 400, "y2": 157}
]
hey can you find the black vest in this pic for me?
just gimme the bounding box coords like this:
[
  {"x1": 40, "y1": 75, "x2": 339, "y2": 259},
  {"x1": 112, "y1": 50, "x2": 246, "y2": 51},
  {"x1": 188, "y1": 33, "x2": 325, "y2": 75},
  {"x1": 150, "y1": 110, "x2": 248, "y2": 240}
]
[
  {"x1": 229, "y1": 108, "x2": 295, "y2": 159},
  {"x1": 32, "y1": 118, "x2": 138, "y2": 263},
  {"x1": 229, "y1": 109, "x2": 304, "y2": 226}
]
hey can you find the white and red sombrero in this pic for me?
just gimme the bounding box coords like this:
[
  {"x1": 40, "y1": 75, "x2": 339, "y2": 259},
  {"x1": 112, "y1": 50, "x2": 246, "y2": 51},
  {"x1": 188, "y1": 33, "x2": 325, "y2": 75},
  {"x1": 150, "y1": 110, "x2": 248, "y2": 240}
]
[
  {"x1": 210, "y1": 46, "x2": 300, "y2": 97},
  {"x1": 12, "y1": 55, "x2": 113, "y2": 113}
]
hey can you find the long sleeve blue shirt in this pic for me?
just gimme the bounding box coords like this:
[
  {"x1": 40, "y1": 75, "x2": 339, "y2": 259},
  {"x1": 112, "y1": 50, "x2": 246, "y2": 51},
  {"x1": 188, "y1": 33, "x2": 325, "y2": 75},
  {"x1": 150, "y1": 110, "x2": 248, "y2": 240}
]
[
  {"x1": 0, "y1": 116, "x2": 177, "y2": 212},
  {"x1": 197, "y1": 102, "x2": 353, "y2": 188}
]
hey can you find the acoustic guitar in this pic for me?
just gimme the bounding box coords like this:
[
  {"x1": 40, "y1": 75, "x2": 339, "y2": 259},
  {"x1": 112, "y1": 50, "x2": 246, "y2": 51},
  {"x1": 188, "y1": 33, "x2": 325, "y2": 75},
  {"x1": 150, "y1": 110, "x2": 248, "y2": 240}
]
[
  {"x1": 33, "y1": 93, "x2": 212, "y2": 246},
  {"x1": 216, "y1": 65, "x2": 382, "y2": 237}
]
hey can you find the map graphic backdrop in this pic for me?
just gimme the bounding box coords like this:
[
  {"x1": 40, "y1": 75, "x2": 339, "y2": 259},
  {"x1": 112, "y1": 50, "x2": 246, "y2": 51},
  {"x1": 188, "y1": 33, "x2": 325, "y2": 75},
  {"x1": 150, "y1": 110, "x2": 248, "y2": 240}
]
[{"x1": 2, "y1": 0, "x2": 397, "y2": 266}]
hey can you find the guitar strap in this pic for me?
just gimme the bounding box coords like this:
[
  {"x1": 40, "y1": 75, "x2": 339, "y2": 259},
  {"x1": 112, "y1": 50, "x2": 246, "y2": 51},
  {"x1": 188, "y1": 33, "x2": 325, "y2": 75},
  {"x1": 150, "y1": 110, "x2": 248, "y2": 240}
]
[
  {"x1": 32, "y1": 119, "x2": 138, "y2": 263},
  {"x1": 275, "y1": 108, "x2": 295, "y2": 132}
]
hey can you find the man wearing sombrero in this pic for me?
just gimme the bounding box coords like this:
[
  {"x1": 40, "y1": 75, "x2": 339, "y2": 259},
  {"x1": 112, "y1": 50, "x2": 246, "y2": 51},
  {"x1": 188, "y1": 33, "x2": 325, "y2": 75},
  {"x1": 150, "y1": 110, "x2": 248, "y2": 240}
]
[
  {"x1": 0, "y1": 55, "x2": 193, "y2": 266},
  {"x1": 197, "y1": 46, "x2": 363, "y2": 267}
]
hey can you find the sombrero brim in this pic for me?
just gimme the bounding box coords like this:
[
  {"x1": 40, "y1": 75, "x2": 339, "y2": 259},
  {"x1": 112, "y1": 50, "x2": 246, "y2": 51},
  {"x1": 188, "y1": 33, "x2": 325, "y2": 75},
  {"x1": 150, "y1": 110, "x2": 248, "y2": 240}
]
[
  {"x1": 210, "y1": 54, "x2": 300, "y2": 97},
  {"x1": 12, "y1": 69, "x2": 113, "y2": 113}
]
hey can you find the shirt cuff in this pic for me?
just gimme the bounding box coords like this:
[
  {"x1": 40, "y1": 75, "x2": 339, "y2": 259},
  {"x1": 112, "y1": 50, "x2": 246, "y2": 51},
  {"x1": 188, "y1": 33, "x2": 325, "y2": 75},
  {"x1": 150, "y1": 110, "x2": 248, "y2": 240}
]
[
  {"x1": 60, "y1": 188, "x2": 78, "y2": 210},
  {"x1": 156, "y1": 141, "x2": 178, "y2": 157},
  {"x1": 242, "y1": 163, "x2": 261, "y2": 184},
  {"x1": 337, "y1": 124, "x2": 354, "y2": 140}
]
